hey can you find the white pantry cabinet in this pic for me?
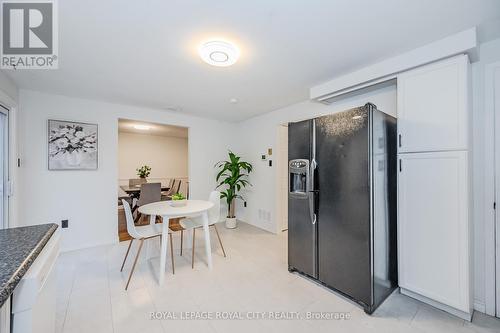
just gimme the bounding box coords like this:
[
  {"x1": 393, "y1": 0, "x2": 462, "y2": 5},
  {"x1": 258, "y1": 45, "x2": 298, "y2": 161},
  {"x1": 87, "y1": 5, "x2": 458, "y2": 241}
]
[
  {"x1": 397, "y1": 55, "x2": 469, "y2": 153},
  {"x1": 398, "y1": 151, "x2": 471, "y2": 318}
]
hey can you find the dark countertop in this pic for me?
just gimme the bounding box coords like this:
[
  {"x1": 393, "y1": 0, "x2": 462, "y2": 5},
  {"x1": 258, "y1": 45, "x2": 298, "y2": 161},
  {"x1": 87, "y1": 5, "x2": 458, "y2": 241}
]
[{"x1": 0, "y1": 223, "x2": 58, "y2": 308}]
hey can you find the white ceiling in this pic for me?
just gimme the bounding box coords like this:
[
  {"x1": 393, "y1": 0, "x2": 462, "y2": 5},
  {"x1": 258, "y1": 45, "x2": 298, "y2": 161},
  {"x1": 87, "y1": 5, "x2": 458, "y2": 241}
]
[
  {"x1": 118, "y1": 119, "x2": 188, "y2": 138},
  {"x1": 4, "y1": 0, "x2": 500, "y2": 121}
]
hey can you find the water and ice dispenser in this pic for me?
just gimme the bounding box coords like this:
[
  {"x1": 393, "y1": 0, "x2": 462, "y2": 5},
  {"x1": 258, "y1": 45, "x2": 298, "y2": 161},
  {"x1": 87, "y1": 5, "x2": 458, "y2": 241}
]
[{"x1": 289, "y1": 159, "x2": 309, "y2": 196}]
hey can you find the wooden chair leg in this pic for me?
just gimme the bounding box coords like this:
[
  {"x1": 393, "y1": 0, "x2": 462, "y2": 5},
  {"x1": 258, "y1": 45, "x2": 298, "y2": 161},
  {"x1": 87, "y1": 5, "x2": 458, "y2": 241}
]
[
  {"x1": 169, "y1": 233, "x2": 175, "y2": 275},
  {"x1": 120, "y1": 239, "x2": 134, "y2": 272},
  {"x1": 191, "y1": 228, "x2": 196, "y2": 269},
  {"x1": 180, "y1": 230, "x2": 184, "y2": 256},
  {"x1": 213, "y1": 225, "x2": 226, "y2": 257},
  {"x1": 125, "y1": 238, "x2": 144, "y2": 290}
]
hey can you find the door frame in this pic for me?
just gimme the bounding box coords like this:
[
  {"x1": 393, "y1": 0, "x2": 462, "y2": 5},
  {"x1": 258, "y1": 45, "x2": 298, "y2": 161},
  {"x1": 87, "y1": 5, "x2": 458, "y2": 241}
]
[
  {"x1": 485, "y1": 60, "x2": 500, "y2": 317},
  {"x1": 275, "y1": 123, "x2": 289, "y2": 232},
  {"x1": 0, "y1": 105, "x2": 8, "y2": 230},
  {"x1": 0, "y1": 88, "x2": 17, "y2": 230},
  {"x1": 493, "y1": 62, "x2": 500, "y2": 317}
]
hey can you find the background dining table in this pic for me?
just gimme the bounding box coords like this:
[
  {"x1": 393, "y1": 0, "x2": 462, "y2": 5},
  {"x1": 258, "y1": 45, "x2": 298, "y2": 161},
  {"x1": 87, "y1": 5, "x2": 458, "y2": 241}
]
[
  {"x1": 138, "y1": 199, "x2": 214, "y2": 285},
  {"x1": 120, "y1": 184, "x2": 170, "y2": 196}
]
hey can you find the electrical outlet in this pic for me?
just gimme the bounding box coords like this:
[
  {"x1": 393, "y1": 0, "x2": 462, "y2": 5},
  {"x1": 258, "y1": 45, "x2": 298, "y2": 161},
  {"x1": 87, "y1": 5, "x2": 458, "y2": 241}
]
[{"x1": 61, "y1": 219, "x2": 68, "y2": 228}]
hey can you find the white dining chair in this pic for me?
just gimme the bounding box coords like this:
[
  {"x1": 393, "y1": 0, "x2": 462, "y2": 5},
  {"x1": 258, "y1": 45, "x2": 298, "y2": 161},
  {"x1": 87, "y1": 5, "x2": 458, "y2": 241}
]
[
  {"x1": 120, "y1": 199, "x2": 175, "y2": 290},
  {"x1": 179, "y1": 191, "x2": 226, "y2": 268}
]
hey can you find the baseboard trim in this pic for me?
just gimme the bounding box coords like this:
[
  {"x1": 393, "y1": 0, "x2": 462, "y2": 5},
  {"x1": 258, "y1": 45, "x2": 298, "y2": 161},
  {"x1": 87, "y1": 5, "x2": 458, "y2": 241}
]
[
  {"x1": 236, "y1": 219, "x2": 277, "y2": 234},
  {"x1": 473, "y1": 300, "x2": 486, "y2": 313},
  {"x1": 400, "y1": 288, "x2": 473, "y2": 321},
  {"x1": 61, "y1": 239, "x2": 117, "y2": 253}
]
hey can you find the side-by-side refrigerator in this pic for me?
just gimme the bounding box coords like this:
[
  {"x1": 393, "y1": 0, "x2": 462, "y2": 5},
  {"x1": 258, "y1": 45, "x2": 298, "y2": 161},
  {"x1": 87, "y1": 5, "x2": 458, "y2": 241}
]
[{"x1": 288, "y1": 103, "x2": 398, "y2": 314}]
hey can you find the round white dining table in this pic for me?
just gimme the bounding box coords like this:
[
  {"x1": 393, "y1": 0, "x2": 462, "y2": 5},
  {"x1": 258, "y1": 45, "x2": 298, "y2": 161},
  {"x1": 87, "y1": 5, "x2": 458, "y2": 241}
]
[{"x1": 138, "y1": 200, "x2": 214, "y2": 285}]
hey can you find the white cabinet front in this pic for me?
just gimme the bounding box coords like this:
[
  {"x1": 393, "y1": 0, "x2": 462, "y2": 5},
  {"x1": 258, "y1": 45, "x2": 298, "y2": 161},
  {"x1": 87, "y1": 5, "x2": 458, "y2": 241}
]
[
  {"x1": 398, "y1": 151, "x2": 470, "y2": 312},
  {"x1": 397, "y1": 55, "x2": 468, "y2": 153}
]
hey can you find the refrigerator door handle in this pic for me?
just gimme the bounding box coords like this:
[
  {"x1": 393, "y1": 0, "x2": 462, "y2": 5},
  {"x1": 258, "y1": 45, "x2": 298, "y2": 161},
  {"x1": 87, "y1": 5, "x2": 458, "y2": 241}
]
[
  {"x1": 309, "y1": 159, "x2": 317, "y2": 225},
  {"x1": 308, "y1": 192, "x2": 316, "y2": 225}
]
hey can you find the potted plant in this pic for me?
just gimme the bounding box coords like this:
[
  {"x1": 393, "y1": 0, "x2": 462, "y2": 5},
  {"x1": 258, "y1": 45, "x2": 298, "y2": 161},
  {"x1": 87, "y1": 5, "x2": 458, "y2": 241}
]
[
  {"x1": 136, "y1": 165, "x2": 151, "y2": 183},
  {"x1": 169, "y1": 192, "x2": 186, "y2": 207},
  {"x1": 215, "y1": 151, "x2": 252, "y2": 229}
]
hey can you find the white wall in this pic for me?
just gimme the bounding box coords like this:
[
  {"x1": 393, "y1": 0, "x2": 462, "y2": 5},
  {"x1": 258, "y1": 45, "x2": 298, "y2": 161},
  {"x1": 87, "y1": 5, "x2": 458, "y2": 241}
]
[
  {"x1": 0, "y1": 71, "x2": 18, "y2": 103},
  {"x1": 118, "y1": 132, "x2": 188, "y2": 180},
  {"x1": 234, "y1": 83, "x2": 397, "y2": 233},
  {"x1": 17, "y1": 90, "x2": 233, "y2": 251}
]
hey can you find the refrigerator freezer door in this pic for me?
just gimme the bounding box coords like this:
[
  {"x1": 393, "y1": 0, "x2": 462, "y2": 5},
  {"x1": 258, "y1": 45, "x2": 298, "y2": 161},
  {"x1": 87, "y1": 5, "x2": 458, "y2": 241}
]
[
  {"x1": 316, "y1": 107, "x2": 372, "y2": 306},
  {"x1": 371, "y1": 109, "x2": 398, "y2": 310},
  {"x1": 288, "y1": 120, "x2": 317, "y2": 278}
]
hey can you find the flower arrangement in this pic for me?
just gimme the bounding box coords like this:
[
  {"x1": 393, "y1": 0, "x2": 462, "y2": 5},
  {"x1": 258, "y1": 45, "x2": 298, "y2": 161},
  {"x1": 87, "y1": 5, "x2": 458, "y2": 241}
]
[
  {"x1": 49, "y1": 123, "x2": 97, "y2": 157},
  {"x1": 136, "y1": 165, "x2": 151, "y2": 178}
]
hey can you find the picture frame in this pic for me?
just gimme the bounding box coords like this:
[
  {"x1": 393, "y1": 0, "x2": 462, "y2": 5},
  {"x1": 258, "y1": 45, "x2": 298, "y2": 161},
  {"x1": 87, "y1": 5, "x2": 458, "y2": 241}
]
[{"x1": 48, "y1": 119, "x2": 98, "y2": 170}]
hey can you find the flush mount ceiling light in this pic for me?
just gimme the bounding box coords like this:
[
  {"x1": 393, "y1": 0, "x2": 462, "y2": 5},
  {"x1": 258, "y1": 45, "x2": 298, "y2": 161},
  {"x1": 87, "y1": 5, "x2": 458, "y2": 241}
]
[
  {"x1": 133, "y1": 124, "x2": 151, "y2": 130},
  {"x1": 199, "y1": 40, "x2": 240, "y2": 67}
]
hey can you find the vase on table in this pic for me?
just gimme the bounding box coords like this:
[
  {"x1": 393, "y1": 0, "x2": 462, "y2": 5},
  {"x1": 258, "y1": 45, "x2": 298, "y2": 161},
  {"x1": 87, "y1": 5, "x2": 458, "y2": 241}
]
[{"x1": 64, "y1": 150, "x2": 83, "y2": 167}]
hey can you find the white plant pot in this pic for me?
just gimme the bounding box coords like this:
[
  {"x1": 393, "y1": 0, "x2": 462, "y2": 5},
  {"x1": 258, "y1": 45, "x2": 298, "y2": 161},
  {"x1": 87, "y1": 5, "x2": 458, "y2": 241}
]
[{"x1": 225, "y1": 217, "x2": 237, "y2": 229}]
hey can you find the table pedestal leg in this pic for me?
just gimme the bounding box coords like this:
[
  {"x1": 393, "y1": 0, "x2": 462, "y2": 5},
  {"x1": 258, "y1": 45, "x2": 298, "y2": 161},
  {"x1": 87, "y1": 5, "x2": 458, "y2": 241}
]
[
  {"x1": 146, "y1": 214, "x2": 156, "y2": 259},
  {"x1": 159, "y1": 215, "x2": 169, "y2": 285},
  {"x1": 201, "y1": 211, "x2": 213, "y2": 270}
]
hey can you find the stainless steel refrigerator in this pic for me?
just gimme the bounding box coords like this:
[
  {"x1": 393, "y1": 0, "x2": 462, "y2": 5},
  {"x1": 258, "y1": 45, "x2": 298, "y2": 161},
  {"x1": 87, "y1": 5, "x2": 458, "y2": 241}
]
[{"x1": 288, "y1": 103, "x2": 398, "y2": 314}]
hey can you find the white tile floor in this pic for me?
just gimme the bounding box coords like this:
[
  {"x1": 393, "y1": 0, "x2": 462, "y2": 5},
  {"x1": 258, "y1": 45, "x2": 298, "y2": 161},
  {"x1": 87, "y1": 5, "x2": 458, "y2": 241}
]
[{"x1": 55, "y1": 222, "x2": 500, "y2": 333}]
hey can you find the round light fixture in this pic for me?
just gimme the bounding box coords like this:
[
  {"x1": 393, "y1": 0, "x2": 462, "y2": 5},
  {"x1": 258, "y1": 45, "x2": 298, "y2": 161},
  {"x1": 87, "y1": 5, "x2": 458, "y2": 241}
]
[
  {"x1": 199, "y1": 40, "x2": 239, "y2": 67},
  {"x1": 133, "y1": 124, "x2": 151, "y2": 130}
]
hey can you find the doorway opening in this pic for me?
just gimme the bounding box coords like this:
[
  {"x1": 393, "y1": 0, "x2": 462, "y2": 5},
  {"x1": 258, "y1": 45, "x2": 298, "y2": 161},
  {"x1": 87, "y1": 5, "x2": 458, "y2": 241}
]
[{"x1": 117, "y1": 119, "x2": 188, "y2": 241}]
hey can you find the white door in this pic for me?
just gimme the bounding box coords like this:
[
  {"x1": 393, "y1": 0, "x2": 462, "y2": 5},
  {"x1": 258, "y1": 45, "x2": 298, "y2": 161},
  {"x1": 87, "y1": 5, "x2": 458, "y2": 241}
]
[
  {"x1": 276, "y1": 124, "x2": 288, "y2": 231},
  {"x1": 397, "y1": 55, "x2": 468, "y2": 153},
  {"x1": 495, "y1": 64, "x2": 500, "y2": 317},
  {"x1": 398, "y1": 151, "x2": 470, "y2": 312},
  {"x1": 0, "y1": 106, "x2": 8, "y2": 230}
]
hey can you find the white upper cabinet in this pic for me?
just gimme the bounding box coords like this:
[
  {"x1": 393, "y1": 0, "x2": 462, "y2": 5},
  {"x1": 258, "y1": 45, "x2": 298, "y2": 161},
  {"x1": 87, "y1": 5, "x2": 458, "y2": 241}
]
[{"x1": 397, "y1": 55, "x2": 469, "y2": 153}]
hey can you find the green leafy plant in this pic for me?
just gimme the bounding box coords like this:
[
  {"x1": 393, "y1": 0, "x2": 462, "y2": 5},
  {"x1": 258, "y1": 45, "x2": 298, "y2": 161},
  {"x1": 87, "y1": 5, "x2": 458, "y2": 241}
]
[
  {"x1": 215, "y1": 151, "x2": 253, "y2": 218},
  {"x1": 171, "y1": 193, "x2": 186, "y2": 201},
  {"x1": 136, "y1": 165, "x2": 151, "y2": 178}
]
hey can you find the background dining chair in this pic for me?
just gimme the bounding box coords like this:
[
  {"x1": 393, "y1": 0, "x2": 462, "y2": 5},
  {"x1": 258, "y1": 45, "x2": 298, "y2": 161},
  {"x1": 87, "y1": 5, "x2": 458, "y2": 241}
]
[
  {"x1": 161, "y1": 178, "x2": 174, "y2": 197},
  {"x1": 134, "y1": 183, "x2": 161, "y2": 223},
  {"x1": 162, "y1": 179, "x2": 182, "y2": 200},
  {"x1": 179, "y1": 190, "x2": 226, "y2": 268},
  {"x1": 161, "y1": 178, "x2": 175, "y2": 200},
  {"x1": 120, "y1": 200, "x2": 174, "y2": 290},
  {"x1": 129, "y1": 178, "x2": 146, "y2": 187}
]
